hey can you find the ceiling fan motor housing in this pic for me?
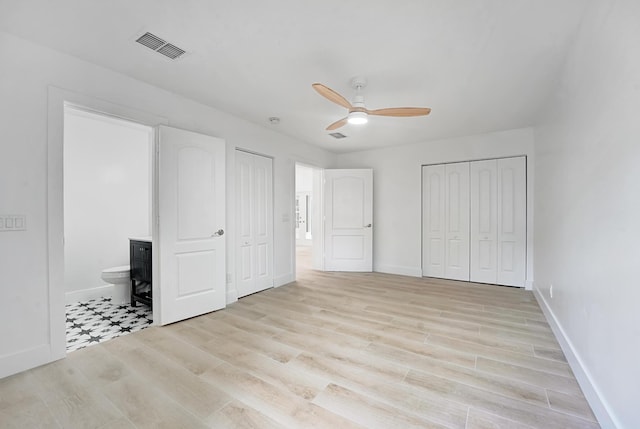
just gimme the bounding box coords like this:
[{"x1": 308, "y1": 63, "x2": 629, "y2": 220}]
[
  {"x1": 349, "y1": 80, "x2": 369, "y2": 124},
  {"x1": 350, "y1": 95, "x2": 367, "y2": 113}
]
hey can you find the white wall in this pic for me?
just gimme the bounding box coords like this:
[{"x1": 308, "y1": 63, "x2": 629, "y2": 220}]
[
  {"x1": 0, "y1": 30, "x2": 336, "y2": 377},
  {"x1": 64, "y1": 108, "x2": 151, "y2": 301},
  {"x1": 335, "y1": 128, "x2": 535, "y2": 281},
  {"x1": 533, "y1": 0, "x2": 640, "y2": 427},
  {"x1": 295, "y1": 165, "x2": 313, "y2": 193}
]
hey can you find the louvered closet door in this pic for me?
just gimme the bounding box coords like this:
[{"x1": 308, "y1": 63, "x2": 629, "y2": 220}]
[
  {"x1": 422, "y1": 164, "x2": 446, "y2": 277},
  {"x1": 496, "y1": 157, "x2": 526, "y2": 287},
  {"x1": 470, "y1": 160, "x2": 498, "y2": 283},
  {"x1": 444, "y1": 162, "x2": 470, "y2": 281}
]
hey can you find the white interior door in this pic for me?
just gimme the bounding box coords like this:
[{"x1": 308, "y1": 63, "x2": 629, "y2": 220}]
[
  {"x1": 497, "y1": 156, "x2": 526, "y2": 286},
  {"x1": 158, "y1": 125, "x2": 226, "y2": 325},
  {"x1": 324, "y1": 169, "x2": 373, "y2": 272},
  {"x1": 236, "y1": 150, "x2": 273, "y2": 298},
  {"x1": 470, "y1": 159, "x2": 498, "y2": 283},
  {"x1": 422, "y1": 164, "x2": 446, "y2": 277},
  {"x1": 444, "y1": 162, "x2": 470, "y2": 281}
]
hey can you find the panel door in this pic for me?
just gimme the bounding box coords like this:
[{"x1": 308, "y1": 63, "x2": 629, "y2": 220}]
[
  {"x1": 444, "y1": 162, "x2": 470, "y2": 281},
  {"x1": 496, "y1": 157, "x2": 526, "y2": 286},
  {"x1": 324, "y1": 169, "x2": 373, "y2": 272},
  {"x1": 422, "y1": 164, "x2": 446, "y2": 277},
  {"x1": 236, "y1": 150, "x2": 273, "y2": 298},
  {"x1": 158, "y1": 125, "x2": 226, "y2": 325},
  {"x1": 470, "y1": 159, "x2": 498, "y2": 283}
]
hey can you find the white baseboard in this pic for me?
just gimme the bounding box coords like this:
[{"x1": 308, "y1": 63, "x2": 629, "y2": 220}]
[
  {"x1": 375, "y1": 264, "x2": 422, "y2": 278},
  {"x1": 0, "y1": 344, "x2": 63, "y2": 379},
  {"x1": 65, "y1": 285, "x2": 112, "y2": 304},
  {"x1": 533, "y1": 288, "x2": 618, "y2": 429},
  {"x1": 525, "y1": 279, "x2": 534, "y2": 291},
  {"x1": 274, "y1": 273, "x2": 295, "y2": 287}
]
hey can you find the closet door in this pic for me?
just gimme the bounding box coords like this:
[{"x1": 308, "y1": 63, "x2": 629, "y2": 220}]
[
  {"x1": 496, "y1": 157, "x2": 526, "y2": 286},
  {"x1": 470, "y1": 160, "x2": 498, "y2": 283},
  {"x1": 422, "y1": 165, "x2": 446, "y2": 277},
  {"x1": 236, "y1": 151, "x2": 273, "y2": 298},
  {"x1": 444, "y1": 162, "x2": 470, "y2": 281}
]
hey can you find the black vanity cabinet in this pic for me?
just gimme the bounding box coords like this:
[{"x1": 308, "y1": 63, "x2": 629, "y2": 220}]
[{"x1": 129, "y1": 239, "x2": 152, "y2": 308}]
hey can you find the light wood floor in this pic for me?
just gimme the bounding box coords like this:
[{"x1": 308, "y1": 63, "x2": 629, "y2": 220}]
[{"x1": 0, "y1": 262, "x2": 599, "y2": 428}]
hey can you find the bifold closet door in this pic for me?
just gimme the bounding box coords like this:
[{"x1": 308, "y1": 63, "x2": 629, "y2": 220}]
[
  {"x1": 470, "y1": 160, "x2": 498, "y2": 283},
  {"x1": 422, "y1": 164, "x2": 446, "y2": 277},
  {"x1": 444, "y1": 162, "x2": 470, "y2": 281},
  {"x1": 422, "y1": 162, "x2": 470, "y2": 281},
  {"x1": 236, "y1": 150, "x2": 273, "y2": 298},
  {"x1": 424, "y1": 157, "x2": 525, "y2": 287},
  {"x1": 496, "y1": 157, "x2": 526, "y2": 286},
  {"x1": 470, "y1": 157, "x2": 526, "y2": 286}
]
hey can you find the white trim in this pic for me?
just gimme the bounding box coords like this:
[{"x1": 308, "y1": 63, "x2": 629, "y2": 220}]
[
  {"x1": 0, "y1": 345, "x2": 58, "y2": 379},
  {"x1": 226, "y1": 286, "x2": 238, "y2": 305},
  {"x1": 274, "y1": 273, "x2": 295, "y2": 287},
  {"x1": 65, "y1": 285, "x2": 113, "y2": 304},
  {"x1": 533, "y1": 288, "x2": 619, "y2": 429},
  {"x1": 376, "y1": 264, "x2": 422, "y2": 277},
  {"x1": 525, "y1": 279, "x2": 534, "y2": 290}
]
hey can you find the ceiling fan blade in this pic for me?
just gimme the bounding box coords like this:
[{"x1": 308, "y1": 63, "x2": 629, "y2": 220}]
[
  {"x1": 326, "y1": 117, "x2": 348, "y2": 131},
  {"x1": 367, "y1": 107, "x2": 431, "y2": 117},
  {"x1": 312, "y1": 83, "x2": 352, "y2": 109}
]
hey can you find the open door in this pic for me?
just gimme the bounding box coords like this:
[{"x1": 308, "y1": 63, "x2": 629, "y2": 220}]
[
  {"x1": 324, "y1": 169, "x2": 373, "y2": 271},
  {"x1": 157, "y1": 125, "x2": 226, "y2": 325}
]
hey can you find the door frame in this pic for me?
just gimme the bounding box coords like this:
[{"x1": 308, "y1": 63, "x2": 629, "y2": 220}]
[{"x1": 46, "y1": 87, "x2": 168, "y2": 367}]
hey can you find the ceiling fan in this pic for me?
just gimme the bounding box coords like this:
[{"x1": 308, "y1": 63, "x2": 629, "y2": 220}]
[{"x1": 312, "y1": 78, "x2": 431, "y2": 131}]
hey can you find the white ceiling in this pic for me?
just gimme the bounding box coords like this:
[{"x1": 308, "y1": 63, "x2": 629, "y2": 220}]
[{"x1": 0, "y1": 0, "x2": 588, "y2": 153}]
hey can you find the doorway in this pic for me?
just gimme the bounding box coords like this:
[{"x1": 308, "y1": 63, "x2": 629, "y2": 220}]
[
  {"x1": 295, "y1": 163, "x2": 324, "y2": 274},
  {"x1": 63, "y1": 106, "x2": 154, "y2": 352}
]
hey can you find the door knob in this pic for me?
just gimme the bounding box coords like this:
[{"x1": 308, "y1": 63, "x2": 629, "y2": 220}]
[
  {"x1": 212, "y1": 229, "x2": 224, "y2": 237},
  {"x1": 364, "y1": 224, "x2": 372, "y2": 228}
]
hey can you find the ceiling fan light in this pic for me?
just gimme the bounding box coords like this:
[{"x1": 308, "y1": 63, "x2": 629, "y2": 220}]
[{"x1": 348, "y1": 111, "x2": 368, "y2": 125}]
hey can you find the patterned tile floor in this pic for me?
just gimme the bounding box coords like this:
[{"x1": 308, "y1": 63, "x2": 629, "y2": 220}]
[{"x1": 65, "y1": 297, "x2": 152, "y2": 352}]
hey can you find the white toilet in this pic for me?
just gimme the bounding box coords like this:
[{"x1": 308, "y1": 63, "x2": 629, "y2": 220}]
[{"x1": 101, "y1": 265, "x2": 131, "y2": 305}]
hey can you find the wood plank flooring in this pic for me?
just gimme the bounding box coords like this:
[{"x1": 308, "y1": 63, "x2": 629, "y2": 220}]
[{"x1": 0, "y1": 264, "x2": 599, "y2": 428}]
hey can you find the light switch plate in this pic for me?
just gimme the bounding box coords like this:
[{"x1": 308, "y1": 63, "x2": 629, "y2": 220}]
[{"x1": 0, "y1": 215, "x2": 27, "y2": 231}]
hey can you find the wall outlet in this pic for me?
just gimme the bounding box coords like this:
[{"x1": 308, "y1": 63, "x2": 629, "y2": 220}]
[
  {"x1": 226, "y1": 273, "x2": 232, "y2": 284},
  {"x1": 0, "y1": 215, "x2": 27, "y2": 231},
  {"x1": 550, "y1": 284, "x2": 553, "y2": 298}
]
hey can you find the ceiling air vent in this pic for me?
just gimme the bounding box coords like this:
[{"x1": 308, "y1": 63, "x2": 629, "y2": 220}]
[
  {"x1": 329, "y1": 132, "x2": 347, "y2": 139},
  {"x1": 135, "y1": 32, "x2": 186, "y2": 60}
]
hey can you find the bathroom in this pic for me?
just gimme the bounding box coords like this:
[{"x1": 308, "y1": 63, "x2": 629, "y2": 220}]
[{"x1": 63, "y1": 106, "x2": 153, "y2": 351}]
